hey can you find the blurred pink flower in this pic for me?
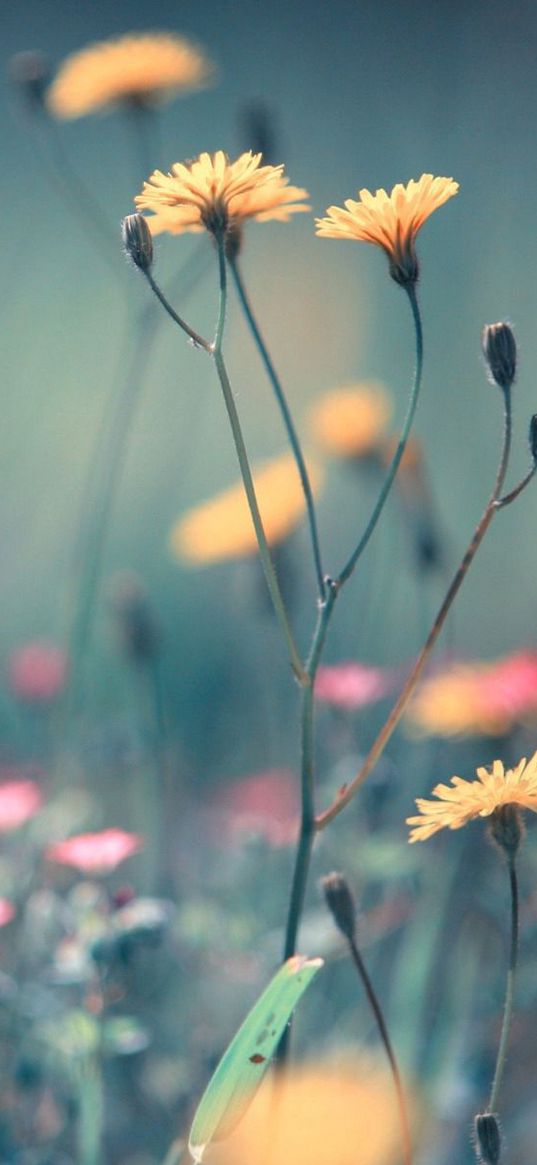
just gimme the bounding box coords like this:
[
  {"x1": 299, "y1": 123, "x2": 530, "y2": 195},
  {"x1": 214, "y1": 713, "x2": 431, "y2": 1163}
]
[
  {"x1": 46, "y1": 829, "x2": 143, "y2": 874},
  {"x1": 315, "y1": 662, "x2": 395, "y2": 710},
  {"x1": 210, "y1": 769, "x2": 299, "y2": 847},
  {"x1": 0, "y1": 899, "x2": 15, "y2": 927},
  {"x1": 480, "y1": 651, "x2": 537, "y2": 724},
  {"x1": 9, "y1": 641, "x2": 68, "y2": 703},
  {"x1": 0, "y1": 779, "x2": 42, "y2": 830}
]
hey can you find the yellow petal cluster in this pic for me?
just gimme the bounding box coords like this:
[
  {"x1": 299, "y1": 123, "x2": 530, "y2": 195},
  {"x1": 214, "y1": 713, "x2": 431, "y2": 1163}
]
[
  {"x1": 211, "y1": 1057, "x2": 404, "y2": 1165},
  {"x1": 407, "y1": 753, "x2": 537, "y2": 842},
  {"x1": 135, "y1": 151, "x2": 309, "y2": 238},
  {"x1": 171, "y1": 453, "x2": 322, "y2": 564},
  {"x1": 308, "y1": 382, "x2": 392, "y2": 458},
  {"x1": 316, "y1": 174, "x2": 458, "y2": 284},
  {"x1": 47, "y1": 32, "x2": 213, "y2": 119}
]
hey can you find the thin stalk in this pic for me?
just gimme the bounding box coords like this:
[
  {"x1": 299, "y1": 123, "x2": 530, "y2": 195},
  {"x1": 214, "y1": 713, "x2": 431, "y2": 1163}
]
[
  {"x1": 317, "y1": 385, "x2": 513, "y2": 829},
  {"x1": 144, "y1": 271, "x2": 211, "y2": 350},
  {"x1": 337, "y1": 283, "x2": 424, "y2": 584},
  {"x1": 488, "y1": 855, "x2": 519, "y2": 1112},
  {"x1": 229, "y1": 255, "x2": 325, "y2": 600},
  {"x1": 495, "y1": 462, "x2": 537, "y2": 508},
  {"x1": 76, "y1": 1056, "x2": 104, "y2": 1165},
  {"x1": 348, "y1": 934, "x2": 412, "y2": 1165},
  {"x1": 212, "y1": 239, "x2": 306, "y2": 683}
]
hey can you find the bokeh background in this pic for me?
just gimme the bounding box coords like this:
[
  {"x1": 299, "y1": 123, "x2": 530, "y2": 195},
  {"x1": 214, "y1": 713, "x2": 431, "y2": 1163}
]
[{"x1": 2, "y1": 1, "x2": 537, "y2": 1163}]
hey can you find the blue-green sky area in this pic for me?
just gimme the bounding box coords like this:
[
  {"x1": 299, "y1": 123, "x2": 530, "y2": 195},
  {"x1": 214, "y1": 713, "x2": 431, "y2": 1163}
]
[{"x1": 2, "y1": 0, "x2": 537, "y2": 740}]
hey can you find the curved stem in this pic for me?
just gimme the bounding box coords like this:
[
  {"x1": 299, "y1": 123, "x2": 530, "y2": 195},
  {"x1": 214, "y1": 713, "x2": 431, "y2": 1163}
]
[
  {"x1": 495, "y1": 462, "x2": 537, "y2": 508},
  {"x1": 317, "y1": 386, "x2": 513, "y2": 829},
  {"x1": 488, "y1": 855, "x2": 519, "y2": 1113},
  {"x1": 229, "y1": 256, "x2": 326, "y2": 600},
  {"x1": 348, "y1": 935, "x2": 412, "y2": 1165},
  {"x1": 144, "y1": 271, "x2": 211, "y2": 351},
  {"x1": 211, "y1": 239, "x2": 306, "y2": 683},
  {"x1": 337, "y1": 283, "x2": 424, "y2": 585}
]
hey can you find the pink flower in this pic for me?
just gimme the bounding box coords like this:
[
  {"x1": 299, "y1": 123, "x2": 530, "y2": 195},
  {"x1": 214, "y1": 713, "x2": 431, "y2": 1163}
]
[
  {"x1": 9, "y1": 641, "x2": 68, "y2": 703},
  {"x1": 480, "y1": 651, "x2": 537, "y2": 725},
  {"x1": 0, "y1": 779, "x2": 42, "y2": 830},
  {"x1": 210, "y1": 769, "x2": 299, "y2": 847},
  {"x1": 46, "y1": 829, "x2": 143, "y2": 874},
  {"x1": 0, "y1": 899, "x2": 15, "y2": 927},
  {"x1": 315, "y1": 662, "x2": 395, "y2": 710}
]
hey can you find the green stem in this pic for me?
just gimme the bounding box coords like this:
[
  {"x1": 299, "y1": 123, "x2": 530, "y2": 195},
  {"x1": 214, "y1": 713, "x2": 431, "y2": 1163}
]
[
  {"x1": 348, "y1": 935, "x2": 412, "y2": 1165},
  {"x1": 488, "y1": 855, "x2": 519, "y2": 1113},
  {"x1": 77, "y1": 1055, "x2": 104, "y2": 1165},
  {"x1": 337, "y1": 283, "x2": 423, "y2": 584},
  {"x1": 211, "y1": 238, "x2": 306, "y2": 683},
  {"x1": 145, "y1": 271, "x2": 211, "y2": 351},
  {"x1": 316, "y1": 385, "x2": 513, "y2": 829},
  {"x1": 229, "y1": 256, "x2": 325, "y2": 600}
]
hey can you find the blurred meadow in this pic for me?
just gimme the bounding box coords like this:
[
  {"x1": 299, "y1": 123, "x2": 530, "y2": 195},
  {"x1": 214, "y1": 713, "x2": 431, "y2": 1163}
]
[{"x1": 2, "y1": 0, "x2": 537, "y2": 1162}]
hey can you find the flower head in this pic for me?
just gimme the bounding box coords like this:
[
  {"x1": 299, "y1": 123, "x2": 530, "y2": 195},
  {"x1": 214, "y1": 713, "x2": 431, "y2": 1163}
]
[
  {"x1": 208, "y1": 769, "x2": 299, "y2": 848},
  {"x1": 316, "y1": 174, "x2": 459, "y2": 285},
  {"x1": 47, "y1": 32, "x2": 214, "y2": 119},
  {"x1": 408, "y1": 651, "x2": 537, "y2": 738},
  {"x1": 0, "y1": 780, "x2": 42, "y2": 831},
  {"x1": 315, "y1": 662, "x2": 395, "y2": 710},
  {"x1": 407, "y1": 752, "x2": 537, "y2": 842},
  {"x1": 171, "y1": 453, "x2": 322, "y2": 564},
  {"x1": 135, "y1": 151, "x2": 309, "y2": 240},
  {"x1": 46, "y1": 829, "x2": 143, "y2": 874},
  {"x1": 9, "y1": 641, "x2": 68, "y2": 704},
  {"x1": 308, "y1": 382, "x2": 392, "y2": 459}
]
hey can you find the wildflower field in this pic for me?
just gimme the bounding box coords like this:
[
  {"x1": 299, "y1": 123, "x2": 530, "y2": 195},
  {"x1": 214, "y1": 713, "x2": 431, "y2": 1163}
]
[{"x1": 2, "y1": 1, "x2": 537, "y2": 1162}]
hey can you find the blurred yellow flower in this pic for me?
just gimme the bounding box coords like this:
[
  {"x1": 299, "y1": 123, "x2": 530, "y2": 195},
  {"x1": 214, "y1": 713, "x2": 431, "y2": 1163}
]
[
  {"x1": 408, "y1": 651, "x2": 537, "y2": 738},
  {"x1": 210, "y1": 1057, "x2": 404, "y2": 1165},
  {"x1": 407, "y1": 753, "x2": 537, "y2": 842},
  {"x1": 135, "y1": 151, "x2": 309, "y2": 238},
  {"x1": 171, "y1": 454, "x2": 322, "y2": 564},
  {"x1": 316, "y1": 174, "x2": 458, "y2": 285},
  {"x1": 47, "y1": 32, "x2": 213, "y2": 119},
  {"x1": 308, "y1": 382, "x2": 392, "y2": 459}
]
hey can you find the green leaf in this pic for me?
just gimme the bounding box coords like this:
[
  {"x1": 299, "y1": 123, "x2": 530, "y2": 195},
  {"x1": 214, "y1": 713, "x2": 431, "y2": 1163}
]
[{"x1": 188, "y1": 955, "x2": 323, "y2": 1163}]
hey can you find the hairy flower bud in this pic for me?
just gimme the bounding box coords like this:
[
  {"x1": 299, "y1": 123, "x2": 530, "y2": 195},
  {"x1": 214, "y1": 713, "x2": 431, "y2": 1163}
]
[
  {"x1": 488, "y1": 803, "x2": 523, "y2": 858},
  {"x1": 321, "y1": 871, "x2": 357, "y2": 942},
  {"x1": 122, "y1": 213, "x2": 153, "y2": 271},
  {"x1": 528, "y1": 414, "x2": 537, "y2": 463},
  {"x1": 474, "y1": 1112, "x2": 502, "y2": 1164},
  {"x1": 482, "y1": 323, "x2": 517, "y2": 390}
]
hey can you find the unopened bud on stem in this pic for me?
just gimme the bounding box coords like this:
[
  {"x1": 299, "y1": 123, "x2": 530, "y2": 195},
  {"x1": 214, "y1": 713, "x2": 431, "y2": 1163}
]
[
  {"x1": 321, "y1": 871, "x2": 357, "y2": 943},
  {"x1": 122, "y1": 213, "x2": 153, "y2": 272},
  {"x1": 482, "y1": 323, "x2": 517, "y2": 391},
  {"x1": 474, "y1": 1112, "x2": 502, "y2": 1164},
  {"x1": 528, "y1": 414, "x2": 537, "y2": 463}
]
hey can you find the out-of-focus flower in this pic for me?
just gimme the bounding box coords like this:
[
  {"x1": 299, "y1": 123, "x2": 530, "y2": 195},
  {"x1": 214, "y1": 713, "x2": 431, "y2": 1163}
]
[
  {"x1": 308, "y1": 382, "x2": 392, "y2": 459},
  {"x1": 46, "y1": 829, "x2": 143, "y2": 875},
  {"x1": 0, "y1": 900, "x2": 15, "y2": 928},
  {"x1": 8, "y1": 51, "x2": 50, "y2": 110},
  {"x1": 315, "y1": 662, "x2": 395, "y2": 710},
  {"x1": 46, "y1": 32, "x2": 213, "y2": 119},
  {"x1": 171, "y1": 453, "x2": 322, "y2": 564},
  {"x1": 316, "y1": 173, "x2": 459, "y2": 285},
  {"x1": 211, "y1": 1057, "x2": 404, "y2": 1165},
  {"x1": 0, "y1": 780, "x2": 42, "y2": 830},
  {"x1": 8, "y1": 641, "x2": 68, "y2": 704},
  {"x1": 209, "y1": 769, "x2": 299, "y2": 847},
  {"x1": 407, "y1": 752, "x2": 537, "y2": 842},
  {"x1": 408, "y1": 650, "x2": 537, "y2": 738},
  {"x1": 135, "y1": 151, "x2": 309, "y2": 239},
  {"x1": 110, "y1": 573, "x2": 161, "y2": 665}
]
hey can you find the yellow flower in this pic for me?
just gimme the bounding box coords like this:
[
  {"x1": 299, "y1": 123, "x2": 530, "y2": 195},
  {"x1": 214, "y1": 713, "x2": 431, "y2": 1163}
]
[
  {"x1": 308, "y1": 382, "x2": 392, "y2": 459},
  {"x1": 135, "y1": 151, "x2": 309, "y2": 239},
  {"x1": 47, "y1": 32, "x2": 214, "y2": 119},
  {"x1": 210, "y1": 1057, "x2": 405, "y2": 1165},
  {"x1": 316, "y1": 174, "x2": 459, "y2": 285},
  {"x1": 407, "y1": 664, "x2": 493, "y2": 738},
  {"x1": 407, "y1": 753, "x2": 537, "y2": 842},
  {"x1": 171, "y1": 454, "x2": 322, "y2": 564}
]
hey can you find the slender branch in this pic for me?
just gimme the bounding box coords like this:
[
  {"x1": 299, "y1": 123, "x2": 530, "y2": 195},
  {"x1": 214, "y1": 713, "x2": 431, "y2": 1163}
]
[
  {"x1": 488, "y1": 855, "x2": 519, "y2": 1112},
  {"x1": 337, "y1": 283, "x2": 424, "y2": 585},
  {"x1": 495, "y1": 462, "x2": 537, "y2": 508},
  {"x1": 229, "y1": 255, "x2": 326, "y2": 600},
  {"x1": 144, "y1": 271, "x2": 212, "y2": 351},
  {"x1": 316, "y1": 386, "x2": 514, "y2": 829}
]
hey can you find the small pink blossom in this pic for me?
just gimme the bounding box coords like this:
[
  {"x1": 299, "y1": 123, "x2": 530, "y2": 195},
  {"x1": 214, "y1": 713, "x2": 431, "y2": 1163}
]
[
  {"x1": 0, "y1": 779, "x2": 42, "y2": 830},
  {"x1": 210, "y1": 769, "x2": 299, "y2": 847},
  {"x1": 315, "y1": 662, "x2": 395, "y2": 710},
  {"x1": 9, "y1": 641, "x2": 68, "y2": 703},
  {"x1": 46, "y1": 829, "x2": 143, "y2": 874},
  {"x1": 0, "y1": 899, "x2": 15, "y2": 927},
  {"x1": 480, "y1": 651, "x2": 537, "y2": 724}
]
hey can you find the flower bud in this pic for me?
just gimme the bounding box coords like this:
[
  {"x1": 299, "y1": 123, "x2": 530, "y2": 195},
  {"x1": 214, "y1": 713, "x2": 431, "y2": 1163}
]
[
  {"x1": 321, "y1": 871, "x2": 356, "y2": 942},
  {"x1": 488, "y1": 803, "x2": 524, "y2": 858},
  {"x1": 8, "y1": 51, "x2": 50, "y2": 111},
  {"x1": 482, "y1": 323, "x2": 517, "y2": 390},
  {"x1": 122, "y1": 213, "x2": 153, "y2": 271},
  {"x1": 110, "y1": 573, "x2": 161, "y2": 665},
  {"x1": 474, "y1": 1112, "x2": 502, "y2": 1164},
  {"x1": 528, "y1": 414, "x2": 537, "y2": 463}
]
